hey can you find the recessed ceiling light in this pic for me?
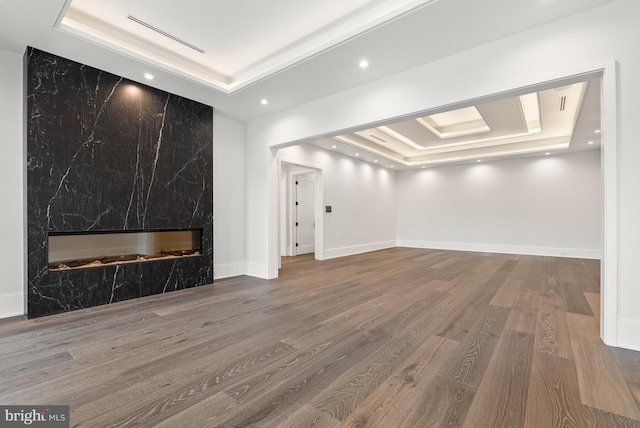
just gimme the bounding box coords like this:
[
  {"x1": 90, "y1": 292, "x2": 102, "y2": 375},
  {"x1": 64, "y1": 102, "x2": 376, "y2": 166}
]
[
  {"x1": 390, "y1": 165, "x2": 394, "y2": 168},
  {"x1": 143, "y1": 73, "x2": 154, "y2": 80},
  {"x1": 595, "y1": 129, "x2": 601, "y2": 133},
  {"x1": 545, "y1": 152, "x2": 551, "y2": 155},
  {"x1": 588, "y1": 141, "x2": 594, "y2": 145},
  {"x1": 260, "y1": 99, "x2": 269, "y2": 105},
  {"x1": 359, "y1": 60, "x2": 369, "y2": 69},
  {"x1": 374, "y1": 160, "x2": 378, "y2": 163},
  {"x1": 476, "y1": 160, "x2": 481, "y2": 163},
  {"x1": 331, "y1": 145, "x2": 337, "y2": 149},
  {"x1": 355, "y1": 153, "x2": 359, "y2": 156},
  {"x1": 422, "y1": 166, "x2": 426, "y2": 169}
]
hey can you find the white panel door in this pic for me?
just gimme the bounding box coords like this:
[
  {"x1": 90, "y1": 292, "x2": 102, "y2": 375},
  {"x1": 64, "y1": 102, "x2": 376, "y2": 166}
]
[{"x1": 295, "y1": 175, "x2": 315, "y2": 255}]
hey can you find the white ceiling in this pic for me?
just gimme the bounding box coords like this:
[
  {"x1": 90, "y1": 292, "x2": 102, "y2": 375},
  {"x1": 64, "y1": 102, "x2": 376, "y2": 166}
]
[
  {"x1": 59, "y1": 0, "x2": 439, "y2": 93},
  {"x1": 0, "y1": 0, "x2": 617, "y2": 123}
]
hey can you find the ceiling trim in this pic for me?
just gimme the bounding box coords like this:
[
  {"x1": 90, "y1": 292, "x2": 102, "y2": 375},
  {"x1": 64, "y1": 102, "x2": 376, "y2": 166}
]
[
  {"x1": 415, "y1": 106, "x2": 491, "y2": 139},
  {"x1": 333, "y1": 134, "x2": 572, "y2": 168},
  {"x1": 407, "y1": 139, "x2": 571, "y2": 166}
]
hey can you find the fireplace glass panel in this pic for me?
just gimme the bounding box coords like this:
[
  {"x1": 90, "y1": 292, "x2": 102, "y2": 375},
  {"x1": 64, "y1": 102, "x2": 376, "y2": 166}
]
[{"x1": 48, "y1": 229, "x2": 202, "y2": 271}]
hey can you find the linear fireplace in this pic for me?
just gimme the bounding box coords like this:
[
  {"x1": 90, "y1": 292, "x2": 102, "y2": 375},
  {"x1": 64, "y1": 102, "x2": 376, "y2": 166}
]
[
  {"x1": 48, "y1": 229, "x2": 202, "y2": 271},
  {"x1": 26, "y1": 47, "x2": 213, "y2": 318}
]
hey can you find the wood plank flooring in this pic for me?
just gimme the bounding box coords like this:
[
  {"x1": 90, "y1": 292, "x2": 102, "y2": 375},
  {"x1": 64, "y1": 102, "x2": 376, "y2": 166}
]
[{"x1": 1, "y1": 248, "x2": 640, "y2": 427}]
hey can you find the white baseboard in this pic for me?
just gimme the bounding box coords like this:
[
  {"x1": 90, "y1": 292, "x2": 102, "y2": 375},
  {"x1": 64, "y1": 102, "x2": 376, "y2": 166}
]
[
  {"x1": 323, "y1": 241, "x2": 396, "y2": 260},
  {"x1": 214, "y1": 262, "x2": 246, "y2": 280},
  {"x1": 616, "y1": 318, "x2": 640, "y2": 351},
  {"x1": 397, "y1": 240, "x2": 600, "y2": 259},
  {"x1": 244, "y1": 262, "x2": 270, "y2": 279},
  {"x1": 0, "y1": 292, "x2": 24, "y2": 319}
]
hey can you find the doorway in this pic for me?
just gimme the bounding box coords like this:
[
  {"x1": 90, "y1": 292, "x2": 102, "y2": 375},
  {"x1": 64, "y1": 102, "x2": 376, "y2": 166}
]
[
  {"x1": 279, "y1": 160, "x2": 324, "y2": 261},
  {"x1": 268, "y1": 65, "x2": 618, "y2": 346}
]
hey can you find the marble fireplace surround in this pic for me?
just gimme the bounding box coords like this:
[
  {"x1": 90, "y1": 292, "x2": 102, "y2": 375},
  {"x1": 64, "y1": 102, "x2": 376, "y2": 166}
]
[{"x1": 26, "y1": 47, "x2": 214, "y2": 318}]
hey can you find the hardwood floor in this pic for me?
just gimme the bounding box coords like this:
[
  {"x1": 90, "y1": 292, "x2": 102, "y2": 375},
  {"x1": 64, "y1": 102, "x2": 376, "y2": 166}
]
[{"x1": 1, "y1": 248, "x2": 640, "y2": 427}]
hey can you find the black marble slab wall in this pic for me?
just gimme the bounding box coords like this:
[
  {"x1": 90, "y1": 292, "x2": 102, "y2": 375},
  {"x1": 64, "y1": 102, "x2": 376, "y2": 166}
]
[{"x1": 26, "y1": 47, "x2": 213, "y2": 318}]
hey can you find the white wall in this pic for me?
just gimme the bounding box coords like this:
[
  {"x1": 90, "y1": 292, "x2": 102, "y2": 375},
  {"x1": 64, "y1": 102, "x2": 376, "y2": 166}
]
[
  {"x1": 0, "y1": 49, "x2": 24, "y2": 318},
  {"x1": 279, "y1": 144, "x2": 397, "y2": 259},
  {"x1": 245, "y1": 0, "x2": 640, "y2": 348},
  {"x1": 213, "y1": 113, "x2": 246, "y2": 279},
  {"x1": 397, "y1": 151, "x2": 601, "y2": 258}
]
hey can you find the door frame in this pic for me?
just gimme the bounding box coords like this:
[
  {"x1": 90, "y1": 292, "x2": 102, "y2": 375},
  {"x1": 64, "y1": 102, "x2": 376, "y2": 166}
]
[{"x1": 278, "y1": 158, "x2": 324, "y2": 265}]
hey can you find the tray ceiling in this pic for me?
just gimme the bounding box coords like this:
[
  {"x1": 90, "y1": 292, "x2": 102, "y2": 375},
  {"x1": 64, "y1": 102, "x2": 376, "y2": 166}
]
[{"x1": 312, "y1": 78, "x2": 601, "y2": 169}]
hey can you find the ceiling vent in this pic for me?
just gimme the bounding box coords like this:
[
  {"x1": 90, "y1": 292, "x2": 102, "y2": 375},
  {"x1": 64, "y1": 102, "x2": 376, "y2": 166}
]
[
  {"x1": 127, "y1": 15, "x2": 205, "y2": 53},
  {"x1": 559, "y1": 96, "x2": 567, "y2": 112}
]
